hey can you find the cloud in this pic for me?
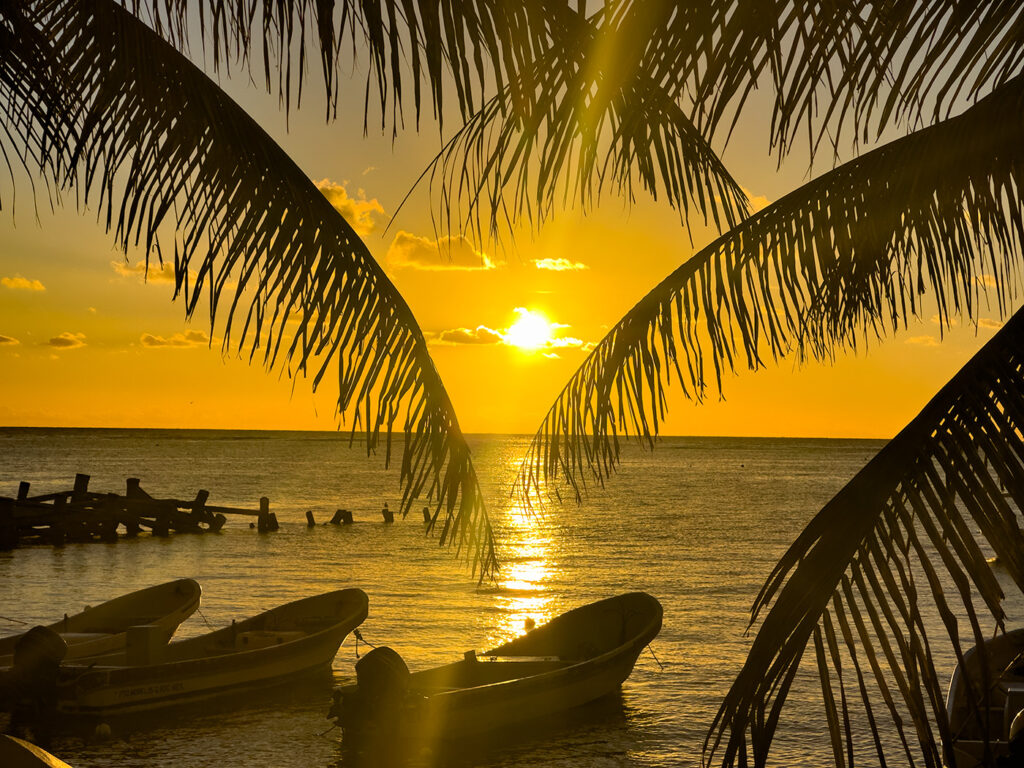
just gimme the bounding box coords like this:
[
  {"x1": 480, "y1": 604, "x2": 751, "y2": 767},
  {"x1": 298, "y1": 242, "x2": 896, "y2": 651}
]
[
  {"x1": 435, "y1": 326, "x2": 505, "y2": 345},
  {"x1": 2, "y1": 276, "x2": 45, "y2": 291},
  {"x1": 47, "y1": 332, "x2": 86, "y2": 349},
  {"x1": 0, "y1": 334, "x2": 19, "y2": 346},
  {"x1": 905, "y1": 335, "x2": 939, "y2": 347},
  {"x1": 361, "y1": 166, "x2": 377, "y2": 176},
  {"x1": 432, "y1": 309, "x2": 589, "y2": 352},
  {"x1": 386, "y1": 231, "x2": 494, "y2": 271},
  {"x1": 140, "y1": 330, "x2": 211, "y2": 348},
  {"x1": 315, "y1": 179, "x2": 385, "y2": 237},
  {"x1": 742, "y1": 187, "x2": 771, "y2": 213},
  {"x1": 978, "y1": 273, "x2": 998, "y2": 288},
  {"x1": 979, "y1": 317, "x2": 1003, "y2": 330},
  {"x1": 929, "y1": 314, "x2": 958, "y2": 327},
  {"x1": 112, "y1": 260, "x2": 177, "y2": 283},
  {"x1": 533, "y1": 258, "x2": 588, "y2": 272}
]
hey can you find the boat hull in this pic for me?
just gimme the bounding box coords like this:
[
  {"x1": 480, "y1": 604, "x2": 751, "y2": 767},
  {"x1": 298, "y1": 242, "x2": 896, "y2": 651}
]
[
  {"x1": 59, "y1": 588, "x2": 368, "y2": 717},
  {"x1": 336, "y1": 591, "x2": 662, "y2": 743},
  {"x1": 0, "y1": 579, "x2": 201, "y2": 667}
]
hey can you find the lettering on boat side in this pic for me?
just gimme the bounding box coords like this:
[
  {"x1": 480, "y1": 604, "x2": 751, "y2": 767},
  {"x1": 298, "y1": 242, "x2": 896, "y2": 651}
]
[{"x1": 114, "y1": 681, "x2": 187, "y2": 700}]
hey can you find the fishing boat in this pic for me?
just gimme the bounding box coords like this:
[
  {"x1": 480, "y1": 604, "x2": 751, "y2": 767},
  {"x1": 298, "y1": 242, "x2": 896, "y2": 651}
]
[
  {"x1": 945, "y1": 627, "x2": 1024, "y2": 766},
  {"x1": 330, "y1": 591, "x2": 662, "y2": 743},
  {"x1": 57, "y1": 588, "x2": 369, "y2": 717},
  {"x1": 0, "y1": 579, "x2": 201, "y2": 667}
]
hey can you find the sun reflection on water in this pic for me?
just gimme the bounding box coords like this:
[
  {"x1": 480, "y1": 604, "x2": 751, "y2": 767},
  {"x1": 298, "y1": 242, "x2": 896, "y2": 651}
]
[{"x1": 485, "y1": 499, "x2": 560, "y2": 649}]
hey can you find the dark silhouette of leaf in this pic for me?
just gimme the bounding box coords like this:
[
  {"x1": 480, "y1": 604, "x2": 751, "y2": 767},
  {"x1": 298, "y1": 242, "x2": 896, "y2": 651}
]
[{"x1": 705, "y1": 302, "x2": 1024, "y2": 767}]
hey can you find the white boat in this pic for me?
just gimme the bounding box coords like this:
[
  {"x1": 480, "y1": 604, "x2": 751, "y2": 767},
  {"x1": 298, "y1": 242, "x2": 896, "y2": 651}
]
[
  {"x1": 0, "y1": 579, "x2": 201, "y2": 667},
  {"x1": 58, "y1": 588, "x2": 368, "y2": 717}
]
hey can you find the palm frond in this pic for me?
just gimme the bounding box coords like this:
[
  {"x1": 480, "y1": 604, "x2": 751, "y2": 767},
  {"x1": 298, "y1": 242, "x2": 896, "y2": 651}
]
[
  {"x1": 116, "y1": 1, "x2": 566, "y2": 133},
  {"x1": 688, "y1": 1, "x2": 1024, "y2": 161},
  {"x1": 704, "y1": 296, "x2": 1024, "y2": 768},
  {"x1": 0, "y1": 0, "x2": 73, "y2": 211},
  {"x1": 426, "y1": 1, "x2": 750, "y2": 242},
  {"x1": 5, "y1": 0, "x2": 496, "y2": 577},
  {"x1": 517, "y1": 72, "x2": 1024, "y2": 507}
]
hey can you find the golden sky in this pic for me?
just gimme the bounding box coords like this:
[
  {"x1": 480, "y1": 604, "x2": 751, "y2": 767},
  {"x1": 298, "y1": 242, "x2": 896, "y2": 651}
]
[{"x1": 0, "y1": 56, "x2": 1006, "y2": 438}]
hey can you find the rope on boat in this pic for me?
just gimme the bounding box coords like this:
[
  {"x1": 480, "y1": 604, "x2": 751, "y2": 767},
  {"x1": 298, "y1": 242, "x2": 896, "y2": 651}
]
[
  {"x1": 0, "y1": 615, "x2": 29, "y2": 625},
  {"x1": 195, "y1": 607, "x2": 215, "y2": 631},
  {"x1": 317, "y1": 723, "x2": 339, "y2": 737},
  {"x1": 646, "y1": 643, "x2": 665, "y2": 671},
  {"x1": 352, "y1": 628, "x2": 378, "y2": 658}
]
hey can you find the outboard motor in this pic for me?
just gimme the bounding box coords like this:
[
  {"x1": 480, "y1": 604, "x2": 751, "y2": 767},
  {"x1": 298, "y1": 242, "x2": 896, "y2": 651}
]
[
  {"x1": 1, "y1": 626, "x2": 67, "y2": 745},
  {"x1": 331, "y1": 646, "x2": 410, "y2": 738}
]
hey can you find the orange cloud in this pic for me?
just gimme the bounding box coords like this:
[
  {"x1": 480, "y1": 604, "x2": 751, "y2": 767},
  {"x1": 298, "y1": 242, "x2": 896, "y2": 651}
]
[
  {"x1": 140, "y1": 330, "x2": 211, "y2": 348},
  {"x1": 2, "y1": 276, "x2": 45, "y2": 291},
  {"x1": 533, "y1": 258, "x2": 588, "y2": 271},
  {"x1": 0, "y1": 334, "x2": 19, "y2": 345},
  {"x1": 979, "y1": 317, "x2": 1003, "y2": 330},
  {"x1": 47, "y1": 332, "x2": 86, "y2": 349},
  {"x1": 112, "y1": 260, "x2": 176, "y2": 283},
  {"x1": 905, "y1": 335, "x2": 939, "y2": 347},
  {"x1": 386, "y1": 231, "x2": 494, "y2": 271},
  {"x1": 315, "y1": 179, "x2": 385, "y2": 237}
]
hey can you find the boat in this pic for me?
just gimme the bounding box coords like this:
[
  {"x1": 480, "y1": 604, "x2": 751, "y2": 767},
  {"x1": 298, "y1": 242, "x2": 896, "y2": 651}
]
[
  {"x1": 945, "y1": 627, "x2": 1024, "y2": 766},
  {"x1": 329, "y1": 591, "x2": 662, "y2": 743},
  {"x1": 56, "y1": 588, "x2": 368, "y2": 717},
  {"x1": 0, "y1": 579, "x2": 201, "y2": 667}
]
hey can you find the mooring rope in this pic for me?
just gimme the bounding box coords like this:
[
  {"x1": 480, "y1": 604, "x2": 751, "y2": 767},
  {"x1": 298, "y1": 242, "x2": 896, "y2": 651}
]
[
  {"x1": 0, "y1": 615, "x2": 29, "y2": 625},
  {"x1": 195, "y1": 607, "x2": 215, "y2": 631},
  {"x1": 646, "y1": 643, "x2": 665, "y2": 671},
  {"x1": 352, "y1": 628, "x2": 378, "y2": 658}
]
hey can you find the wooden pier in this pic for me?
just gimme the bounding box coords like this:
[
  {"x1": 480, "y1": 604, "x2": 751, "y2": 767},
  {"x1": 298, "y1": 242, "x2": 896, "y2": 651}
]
[{"x1": 0, "y1": 474, "x2": 276, "y2": 550}]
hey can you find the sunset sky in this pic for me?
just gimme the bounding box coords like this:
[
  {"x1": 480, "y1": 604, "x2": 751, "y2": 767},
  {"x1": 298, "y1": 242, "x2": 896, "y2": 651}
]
[{"x1": 0, "y1": 58, "x2": 1006, "y2": 438}]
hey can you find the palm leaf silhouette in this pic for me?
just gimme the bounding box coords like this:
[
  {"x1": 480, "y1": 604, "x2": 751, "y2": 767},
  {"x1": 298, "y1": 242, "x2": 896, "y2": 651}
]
[
  {"x1": 705, "y1": 302, "x2": 1024, "y2": 767},
  {"x1": 517, "y1": 72, "x2": 1024, "y2": 506},
  {"x1": 0, "y1": 0, "x2": 495, "y2": 575}
]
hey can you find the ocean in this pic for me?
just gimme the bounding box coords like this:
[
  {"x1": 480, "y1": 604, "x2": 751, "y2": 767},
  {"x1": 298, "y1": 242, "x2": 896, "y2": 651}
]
[{"x1": 0, "y1": 429, "x2": 993, "y2": 766}]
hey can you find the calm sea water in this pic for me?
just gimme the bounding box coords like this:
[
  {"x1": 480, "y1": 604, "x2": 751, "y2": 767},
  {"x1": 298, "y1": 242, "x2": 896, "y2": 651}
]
[{"x1": 0, "y1": 428, "x2": 969, "y2": 767}]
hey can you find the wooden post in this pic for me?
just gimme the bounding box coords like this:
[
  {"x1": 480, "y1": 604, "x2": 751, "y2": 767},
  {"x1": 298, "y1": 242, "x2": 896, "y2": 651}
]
[
  {"x1": 306, "y1": 510, "x2": 316, "y2": 527},
  {"x1": 209, "y1": 513, "x2": 227, "y2": 532},
  {"x1": 191, "y1": 490, "x2": 211, "y2": 524},
  {"x1": 72, "y1": 473, "x2": 90, "y2": 502},
  {"x1": 17, "y1": 481, "x2": 29, "y2": 501},
  {"x1": 329, "y1": 509, "x2": 353, "y2": 524},
  {"x1": 258, "y1": 497, "x2": 272, "y2": 533},
  {"x1": 0, "y1": 498, "x2": 17, "y2": 550},
  {"x1": 381, "y1": 503, "x2": 394, "y2": 524}
]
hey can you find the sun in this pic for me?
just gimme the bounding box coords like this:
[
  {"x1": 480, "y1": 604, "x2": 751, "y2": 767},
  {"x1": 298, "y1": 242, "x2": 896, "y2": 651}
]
[{"x1": 504, "y1": 308, "x2": 553, "y2": 351}]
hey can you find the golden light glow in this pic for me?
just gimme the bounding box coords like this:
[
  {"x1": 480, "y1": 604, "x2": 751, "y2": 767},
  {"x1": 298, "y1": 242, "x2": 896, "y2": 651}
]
[{"x1": 504, "y1": 308, "x2": 553, "y2": 351}]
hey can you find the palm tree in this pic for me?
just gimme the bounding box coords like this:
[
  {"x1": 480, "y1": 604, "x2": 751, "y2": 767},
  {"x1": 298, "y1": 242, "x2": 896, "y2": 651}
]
[{"x1": 421, "y1": 3, "x2": 1024, "y2": 765}]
